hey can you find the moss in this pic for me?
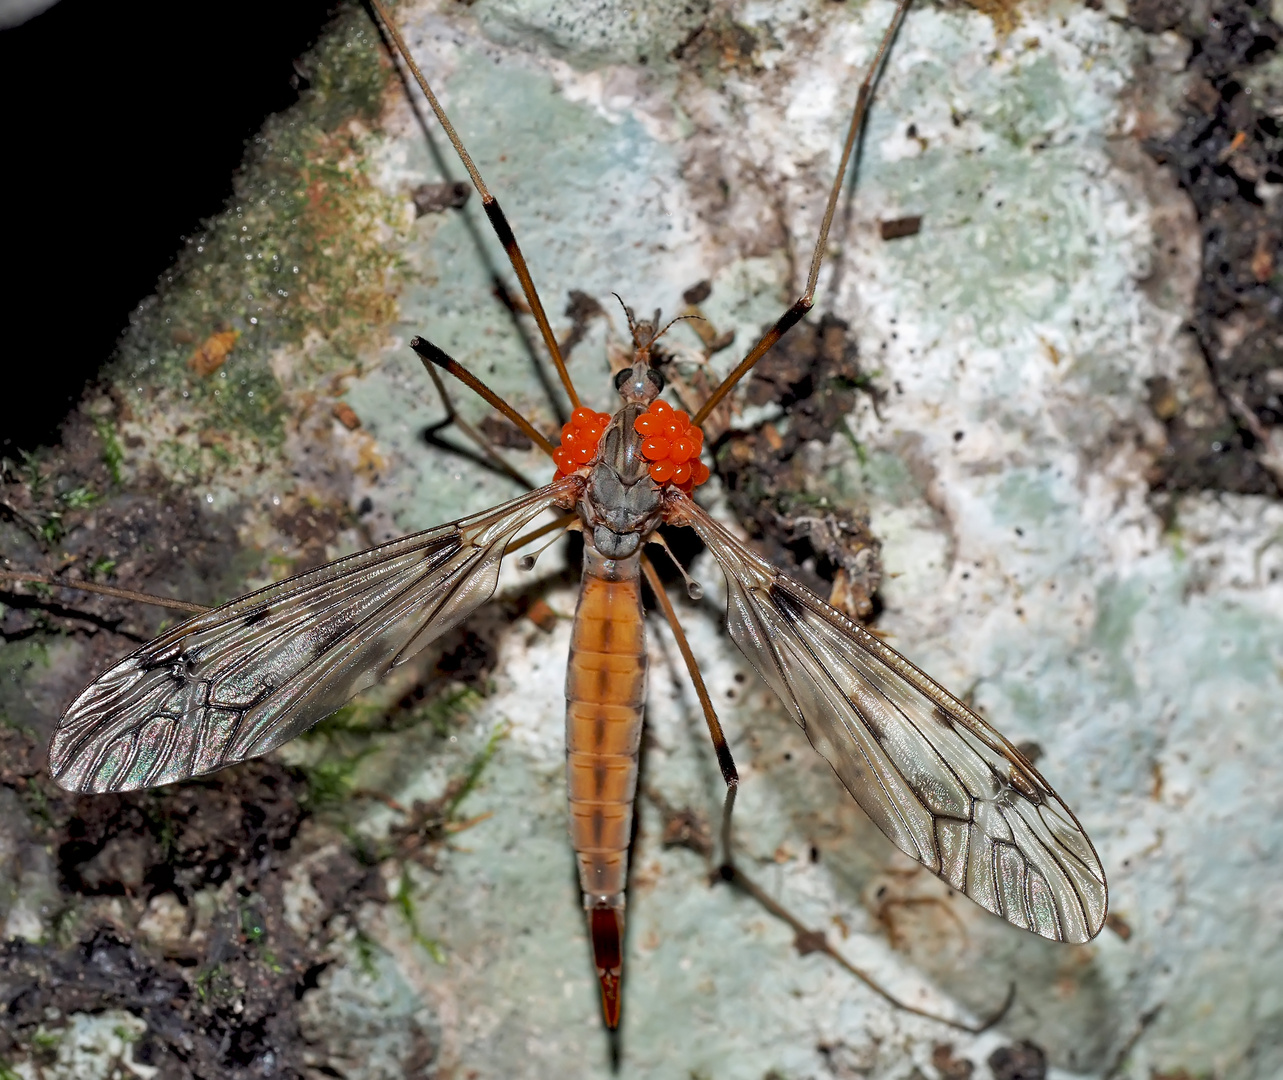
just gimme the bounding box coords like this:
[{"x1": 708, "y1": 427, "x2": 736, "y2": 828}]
[
  {"x1": 307, "y1": 683, "x2": 481, "y2": 741},
  {"x1": 193, "y1": 958, "x2": 265, "y2": 1007},
  {"x1": 446, "y1": 722, "x2": 507, "y2": 818},
  {"x1": 393, "y1": 870, "x2": 445, "y2": 963},
  {"x1": 303, "y1": 753, "x2": 367, "y2": 808},
  {"x1": 352, "y1": 928, "x2": 381, "y2": 978},
  {"x1": 18, "y1": 450, "x2": 47, "y2": 502},
  {"x1": 49, "y1": 904, "x2": 81, "y2": 949},
  {"x1": 57, "y1": 485, "x2": 99, "y2": 511},
  {"x1": 37, "y1": 514, "x2": 63, "y2": 546},
  {"x1": 418, "y1": 685, "x2": 483, "y2": 739},
  {"x1": 240, "y1": 898, "x2": 271, "y2": 952},
  {"x1": 93, "y1": 417, "x2": 124, "y2": 485},
  {"x1": 105, "y1": 5, "x2": 408, "y2": 468},
  {"x1": 30, "y1": 1028, "x2": 60, "y2": 1051}
]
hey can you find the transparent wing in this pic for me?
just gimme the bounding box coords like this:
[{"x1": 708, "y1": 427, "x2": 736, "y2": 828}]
[
  {"x1": 50, "y1": 478, "x2": 582, "y2": 794},
  {"x1": 669, "y1": 493, "x2": 1107, "y2": 943}
]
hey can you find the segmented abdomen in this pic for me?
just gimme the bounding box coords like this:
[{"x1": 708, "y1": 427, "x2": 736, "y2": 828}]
[{"x1": 565, "y1": 546, "x2": 645, "y2": 903}]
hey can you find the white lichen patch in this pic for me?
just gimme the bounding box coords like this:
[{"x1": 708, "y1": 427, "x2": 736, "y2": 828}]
[
  {"x1": 7, "y1": 1011, "x2": 154, "y2": 1080},
  {"x1": 134, "y1": 893, "x2": 188, "y2": 951}
]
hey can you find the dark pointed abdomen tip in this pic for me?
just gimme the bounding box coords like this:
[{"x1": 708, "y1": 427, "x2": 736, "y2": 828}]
[{"x1": 589, "y1": 904, "x2": 624, "y2": 1029}]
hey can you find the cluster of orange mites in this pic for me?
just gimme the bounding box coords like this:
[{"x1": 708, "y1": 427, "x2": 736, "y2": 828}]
[
  {"x1": 551, "y1": 401, "x2": 711, "y2": 491},
  {"x1": 635, "y1": 400, "x2": 710, "y2": 490},
  {"x1": 552, "y1": 407, "x2": 613, "y2": 478}
]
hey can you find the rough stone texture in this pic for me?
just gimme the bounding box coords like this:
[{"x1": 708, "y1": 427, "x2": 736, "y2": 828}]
[{"x1": 1, "y1": 0, "x2": 1281, "y2": 1078}]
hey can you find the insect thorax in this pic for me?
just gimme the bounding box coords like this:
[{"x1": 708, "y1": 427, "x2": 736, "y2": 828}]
[{"x1": 581, "y1": 402, "x2": 663, "y2": 559}]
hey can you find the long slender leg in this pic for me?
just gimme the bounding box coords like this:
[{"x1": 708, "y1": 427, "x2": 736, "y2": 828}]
[
  {"x1": 6, "y1": 515, "x2": 578, "y2": 614},
  {"x1": 410, "y1": 337, "x2": 558, "y2": 459},
  {"x1": 718, "y1": 816, "x2": 1014, "y2": 1033},
  {"x1": 0, "y1": 571, "x2": 209, "y2": 614},
  {"x1": 368, "y1": 0, "x2": 582, "y2": 410},
  {"x1": 637, "y1": 557, "x2": 1012, "y2": 1034},
  {"x1": 692, "y1": 0, "x2": 913, "y2": 427},
  {"x1": 420, "y1": 359, "x2": 536, "y2": 489},
  {"x1": 708, "y1": 731, "x2": 1012, "y2": 1033},
  {"x1": 384, "y1": 56, "x2": 570, "y2": 429},
  {"x1": 638, "y1": 552, "x2": 737, "y2": 788},
  {"x1": 508, "y1": 512, "x2": 578, "y2": 556}
]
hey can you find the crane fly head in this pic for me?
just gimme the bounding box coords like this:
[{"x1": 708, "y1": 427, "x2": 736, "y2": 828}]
[
  {"x1": 613, "y1": 359, "x2": 665, "y2": 405},
  {"x1": 612, "y1": 295, "x2": 693, "y2": 406}
]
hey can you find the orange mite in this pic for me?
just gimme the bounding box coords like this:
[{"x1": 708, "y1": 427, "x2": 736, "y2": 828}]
[
  {"x1": 633, "y1": 399, "x2": 710, "y2": 490},
  {"x1": 552, "y1": 401, "x2": 711, "y2": 492}
]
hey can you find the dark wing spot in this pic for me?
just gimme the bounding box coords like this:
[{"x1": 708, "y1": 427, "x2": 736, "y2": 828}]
[
  {"x1": 242, "y1": 604, "x2": 271, "y2": 628},
  {"x1": 767, "y1": 583, "x2": 805, "y2": 627},
  {"x1": 137, "y1": 643, "x2": 185, "y2": 673},
  {"x1": 933, "y1": 703, "x2": 958, "y2": 731},
  {"x1": 1007, "y1": 764, "x2": 1044, "y2": 804}
]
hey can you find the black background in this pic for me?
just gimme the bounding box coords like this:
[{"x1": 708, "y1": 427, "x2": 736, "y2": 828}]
[{"x1": 0, "y1": 0, "x2": 340, "y2": 453}]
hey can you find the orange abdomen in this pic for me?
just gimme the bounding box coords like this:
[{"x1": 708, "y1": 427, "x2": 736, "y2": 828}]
[{"x1": 565, "y1": 548, "x2": 646, "y2": 903}]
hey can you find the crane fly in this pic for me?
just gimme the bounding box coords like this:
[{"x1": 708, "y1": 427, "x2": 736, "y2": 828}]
[{"x1": 42, "y1": 0, "x2": 1108, "y2": 1032}]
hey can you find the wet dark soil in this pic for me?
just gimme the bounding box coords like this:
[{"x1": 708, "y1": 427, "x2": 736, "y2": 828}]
[
  {"x1": 711, "y1": 314, "x2": 885, "y2": 621},
  {"x1": 0, "y1": 721, "x2": 385, "y2": 1078},
  {"x1": 1140, "y1": 0, "x2": 1283, "y2": 497},
  {"x1": 0, "y1": 409, "x2": 502, "y2": 1076}
]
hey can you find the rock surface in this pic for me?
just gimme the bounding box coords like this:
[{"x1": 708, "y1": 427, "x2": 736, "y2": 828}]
[{"x1": 1, "y1": 1, "x2": 1280, "y2": 1078}]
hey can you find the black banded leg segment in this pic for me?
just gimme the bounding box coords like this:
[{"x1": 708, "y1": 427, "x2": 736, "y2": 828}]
[
  {"x1": 372, "y1": 18, "x2": 569, "y2": 432},
  {"x1": 639, "y1": 553, "x2": 738, "y2": 788},
  {"x1": 691, "y1": 0, "x2": 914, "y2": 428},
  {"x1": 719, "y1": 780, "x2": 738, "y2": 876},
  {"x1": 367, "y1": 0, "x2": 582, "y2": 411},
  {"x1": 479, "y1": 199, "x2": 581, "y2": 410},
  {"x1": 410, "y1": 337, "x2": 558, "y2": 460},
  {"x1": 693, "y1": 299, "x2": 811, "y2": 427},
  {"x1": 419, "y1": 358, "x2": 535, "y2": 488},
  {"x1": 639, "y1": 549, "x2": 1008, "y2": 1032}
]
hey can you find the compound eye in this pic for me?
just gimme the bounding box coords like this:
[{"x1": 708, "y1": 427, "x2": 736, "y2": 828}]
[
  {"x1": 614, "y1": 368, "x2": 632, "y2": 391},
  {"x1": 646, "y1": 368, "x2": 666, "y2": 392}
]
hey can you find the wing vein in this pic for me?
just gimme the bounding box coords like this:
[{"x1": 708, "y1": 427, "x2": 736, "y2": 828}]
[
  {"x1": 667, "y1": 492, "x2": 1107, "y2": 942},
  {"x1": 50, "y1": 479, "x2": 582, "y2": 793}
]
